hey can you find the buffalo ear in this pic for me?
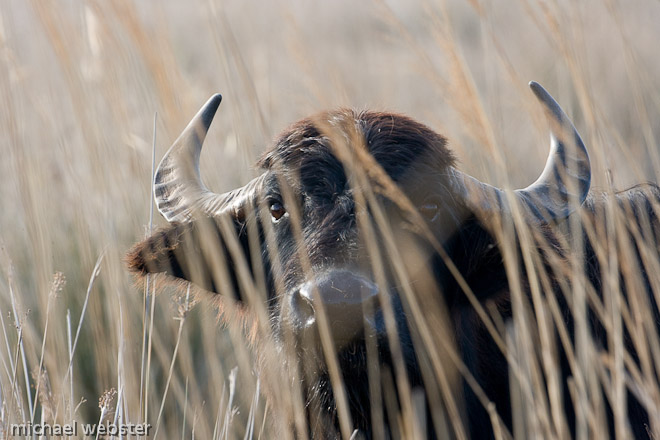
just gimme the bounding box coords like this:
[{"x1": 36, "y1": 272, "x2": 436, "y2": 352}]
[{"x1": 126, "y1": 215, "x2": 252, "y2": 300}]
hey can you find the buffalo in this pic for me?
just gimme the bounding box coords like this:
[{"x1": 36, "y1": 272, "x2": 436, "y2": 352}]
[{"x1": 127, "y1": 82, "x2": 660, "y2": 439}]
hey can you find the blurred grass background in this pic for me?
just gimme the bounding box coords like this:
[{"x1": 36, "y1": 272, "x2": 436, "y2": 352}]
[{"x1": 1, "y1": 0, "x2": 659, "y2": 438}]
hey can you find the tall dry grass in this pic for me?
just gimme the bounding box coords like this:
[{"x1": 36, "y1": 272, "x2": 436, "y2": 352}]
[{"x1": 0, "y1": 0, "x2": 659, "y2": 438}]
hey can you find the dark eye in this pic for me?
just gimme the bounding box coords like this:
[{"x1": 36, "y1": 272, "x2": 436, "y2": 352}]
[
  {"x1": 270, "y1": 201, "x2": 287, "y2": 222},
  {"x1": 419, "y1": 201, "x2": 439, "y2": 222}
]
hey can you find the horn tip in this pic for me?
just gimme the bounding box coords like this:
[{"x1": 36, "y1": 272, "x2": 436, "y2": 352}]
[
  {"x1": 528, "y1": 81, "x2": 548, "y2": 99},
  {"x1": 528, "y1": 81, "x2": 565, "y2": 122},
  {"x1": 200, "y1": 93, "x2": 223, "y2": 129}
]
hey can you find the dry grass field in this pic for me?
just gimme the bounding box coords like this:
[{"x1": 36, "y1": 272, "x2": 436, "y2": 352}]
[{"x1": 1, "y1": 0, "x2": 660, "y2": 438}]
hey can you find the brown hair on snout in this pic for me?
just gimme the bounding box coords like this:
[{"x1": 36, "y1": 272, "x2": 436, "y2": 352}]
[
  {"x1": 126, "y1": 215, "x2": 263, "y2": 342},
  {"x1": 127, "y1": 220, "x2": 222, "y2": 294}
]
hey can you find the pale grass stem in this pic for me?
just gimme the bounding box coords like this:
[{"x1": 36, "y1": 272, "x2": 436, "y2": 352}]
[
  {"x1": 141, "y1": 111, "x2": 158, "y2": 432},
  {"x1": 9, "y1": 272, "x2": 33, "y2": 422},
  {"x1": 153, "y1": 284, "x2": 191, "y2": 438},
  {"x1": 65, "y1": 252, "x2": 104, "y2": 384}
]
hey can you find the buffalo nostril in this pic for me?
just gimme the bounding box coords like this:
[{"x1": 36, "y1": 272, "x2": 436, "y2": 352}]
[{"x1": 291, "y1": 285, "x2": 316, "y2": 328}]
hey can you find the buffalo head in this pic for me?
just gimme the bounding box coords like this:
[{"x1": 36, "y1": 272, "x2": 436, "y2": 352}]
[{"x1": 127, "y1": 82, "x2": 590, "y2": 437}]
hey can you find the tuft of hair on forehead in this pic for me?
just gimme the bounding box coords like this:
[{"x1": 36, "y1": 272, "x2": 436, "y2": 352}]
[{"x1": 257, "y1": 109, "x2": 455, "y2": 182}]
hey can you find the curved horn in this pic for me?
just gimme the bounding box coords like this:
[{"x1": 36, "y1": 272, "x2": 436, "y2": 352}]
[
  {"x1": 154, "y1": 94, "x2": 262, "y2": 223},
  {"x1": 450, "y1": 81, "x2": 591, "y2": 224},
  {"x1": 516, "y1": 81, "x2": 591, "y2": 221}
]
